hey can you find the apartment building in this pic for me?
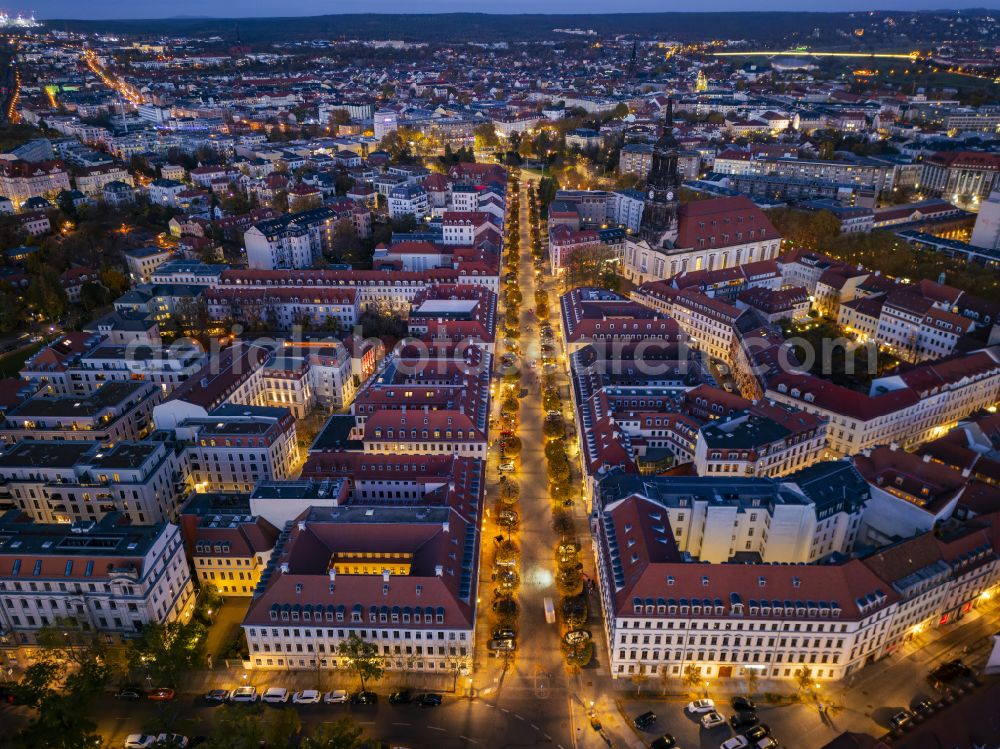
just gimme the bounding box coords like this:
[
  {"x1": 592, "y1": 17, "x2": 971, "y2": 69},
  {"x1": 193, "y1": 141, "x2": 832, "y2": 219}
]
[
  {"x1": 178, "y1": 493, "x2": 280, "y2": 597},
  {"x1": 0, "y1": 158, "x2": 71, "y2": 207},
  {"x1": 176, "y1": 405, "x2": 299, "y2": 493},
  {"x1": 354, "y1": 346, "x2": 490, "y2": 458},
  {"x1": 559, "y1": 287, "x2": 687, "y2": 357},
  {"x1": 204, "y1": 286, "x2": 360, "y2": 332},
  {"x1": 242, "y1": 501, "x2": 481, "y2": 674},
  {"x1": 244, "y1": 206, "x2": 370, "y2": 270},
  {"x1": 592, "y1": 483, "x2": 1000, "y2": 683},
  {"x1": 0, "y1": 511, "x2": 195, "y2": 648},
  {"x1": 670, "y1": 289, "x2": 749, "y2": 364},
  {"x1": 406, "y1": 284, "x2": 498, "y2": 352},
  {"x1": 0, "y1": 439, "x2": 188, "y2": 525},
  {"x1": 766, "y1": 348, "x2": 1000, "y2": 457},
  {"x1": 123, "y1": 246, "x2": 172, "y2": 285},
  {"x1": 694, "y1": 401, "x2": 828, "y2": 478},
  {"x1": 1, "y1": 381, "x2": 161, "y2": 445},
  {"x1": 21, "y1": 335, "x2": 206, "y2": 397}
]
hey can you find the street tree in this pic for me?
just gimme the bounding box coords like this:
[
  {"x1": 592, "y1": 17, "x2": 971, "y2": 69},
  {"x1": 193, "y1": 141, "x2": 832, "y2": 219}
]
[
  {"x1": 338, "y1": 633, "x2": 384, "y2": 690},
  {"x1": 683, "y1": 665, "x2": 703, "y2": 694},
  {"x1": 126, "y1": 620, "x2": 206, "y2": 687},
  {"x1": 301, "y1": 718, "x2": 366, "y2": 749}
]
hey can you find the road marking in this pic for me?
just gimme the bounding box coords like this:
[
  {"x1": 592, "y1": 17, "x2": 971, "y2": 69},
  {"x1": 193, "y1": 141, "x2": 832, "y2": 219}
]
[
  {"x1": 515, "y1": 713, "x2": 525, "y2": 721},
  {"x1": 428, "y1": 726, "x2": 446, "y2": 732},
  {"x1": 391, "y1": 722, "x2": 411, "y2": 726},
  {"x1": 459, "y1": 736, "x2": 480, "y2": 744},
  {"x1": 500, "y1": 707, "x2": 510, "y2": 714},
  {"x1": 531, "y1": 723, "x2": 539, "y2": 730}
]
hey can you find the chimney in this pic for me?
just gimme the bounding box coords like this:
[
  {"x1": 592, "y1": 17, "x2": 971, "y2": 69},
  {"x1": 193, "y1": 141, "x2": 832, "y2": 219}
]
[
  {"x1": 435, "y1": 564, "x2": 444, "y2": 577},
  {"x1": 279, "y1": 562, "x2": 289, "y2": 573},
  {"x1": 298, "y1": 521, "x2": 306, "y2": 531},
  {"x1": 889, "y1": 442, "x2": 899, "y2": 451},
  {"x1": 442, "y1": 521, "x2": 450, "y2": 533},
  {"x1": 922, "y1": 453, "x2": 931, "y2": 463},
  {"x1": 382, "y1": 569, "x2": 390, "y2": 583},
  {"x1": 329, "y1": 568, "x2": 336, "y2": 582}
]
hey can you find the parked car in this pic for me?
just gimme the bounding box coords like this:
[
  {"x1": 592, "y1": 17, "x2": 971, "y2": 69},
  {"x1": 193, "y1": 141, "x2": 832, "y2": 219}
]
[
  {"x1": 323, "y1": 690, "x2": 348, "y2": 704},
  {"x1": 147, "y1": 688, "x2": 175, "y2": 701},
  {"x1": 123, "y1": 736, "x2": 156, "y2": 749},
  {"x1": 649, "y1": 736, "x2": 677, "y2": 749},
  {"x1": 493, "y1": 628, "x2": 516, "y2": 640},
  {"x1": 701, "y1": 711, "x2": 726, "y2": 729},
  {"x1": 292, "y1": 690, "x2": 321, "y2": 704},
  {"x1": 744, "y1": 725, "x2": 770, "y2": 741},
  {"x1": 154, "y1": 734, "x2": 188, "y2": 748},
  {"x1": 913, "y1": 698, "x2": 935, "y2": 717},
  {"x1": 229, "y1": 686, "x2": 258, "y2": 704},
  {"x1": 203, "y1": 690, "x2": 229, "y2": 704},
  {"x1": 755, "y1": 738, "x2": 778, "y2": 749},
  {"x1": 351, "y1": 691, "x2": 377, "y2": 705},
  {"x1": 418, "y1": 693, "x2": 442, "y2": 708},
  {"x1": 487, "y1": 638, "x2": 515, "y2": 651},
  {"x1": 731, "y1": 697, "x2": 756, "y2": 712},
  {"x1": 0, "y1": 683, "x2": 16, "y2": 704},
  {"x1": 115, "y1": 686, "x2": 144, "y2": 700},
  {"x1": 498, "y1": 462, "x2": 515, "y2": 472},
  {"x1": 889, "y1": 710, "x2": 913, "y2": 731},
  {"x1": 721, "y1": 737, "x2": 749, "y2": 749},
  {"x1": 730, "y1": 711, "x2": 759, "y2": 729},
  {"x1": 389, "y1": 690, "x2": 413, "y2": 705},
  {"x1": 687, "y1": 699, "x2": 716, "y2": 714},
  {"x1": 261, "y1": 687, "x2": 289, "y2": 704},
  {"x1": 633, "y1": 711, "x2": 657, "y2": 730}
]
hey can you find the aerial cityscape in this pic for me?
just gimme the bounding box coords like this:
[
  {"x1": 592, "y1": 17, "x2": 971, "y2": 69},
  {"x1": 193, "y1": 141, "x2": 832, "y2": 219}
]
[{"x1": 0, "y1": 5, "x2": 998, "y2": 749}]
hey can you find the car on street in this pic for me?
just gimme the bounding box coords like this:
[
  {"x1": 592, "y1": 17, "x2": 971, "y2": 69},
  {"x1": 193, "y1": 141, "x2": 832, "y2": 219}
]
[
  {"x1": 928, "y1": 659, "x2": 975, "y2": 688},
  {"x1": 262, "y1": 687, "x2": 289, "y2": 704},
  {"x1": 913, "y1": 698, "x2": 935, "y2": 717},
  {"x1": 744, "y1": 724, "x2": 770, "y2": 741},
  {"x1": 721, "y1": 737, "x2": 749, "y2": 749},
  {"x1": 124, "y1": 736, "x2": 156, "y2": 749},
  {"x1": 115, "y1": 685, "x2": 144, "y2": 700},
  {"x1": 493, "y1": 628, "x2": 516, "y2": 640},
  {"x1": 418, "y1": 693, "x2": 442, "y2": 707},
  {"x1": 730, "y1": 711, "x2": 759, "y2": 729},
  {"x1": 498, "y1": 462, "x2": 515, "y2": 472},
  {"x1": 0, "y1": 683, "x2": 16, "y2": 704},
  {"x1": 487, "y1": 638, "x2": 515, "y2": 651},
  {"x1": 633, "y1": 711, "x2": 657, "y2": 729},
  {"x1": 323, "y1": 690, "x2": 348, "y2": 704},
  {"x1": 755, "y1": 738, "x2": 778, "y2": 749},
  {"x1": 687, "y1": 699, "x2": 716, "y2": 713},
  {"x1": 889, "y1": 710, "x2": 914, "y2": 731},
  {"x1": 649, "y1": 736, "x2": 677, "y2": 749},
  {"x1": 203, "y1": 689, "x2": 229, "y2": 704},
  {"x1": 351, "y1": 691, "x2": 377, "y2": 705},
  {"x1": 147, "y1": 688, "x2": 175, "y2": 701},
  {"x1": 292, "y1": 690, "x2": 321, "y2": 704},
  {"x1": 155, "y1": 734, "x2": 189, "y2": 748},
  {"x1": 701, "y1": 711, "x2": 726, "y2": 729},
  {"x1": 389, "y1": 690, "x2": 413, "y2": 704},
  {"x1": 229, "y1": 686, "x2": 258, "y2": 704},
  {"x1": 731, "y1": 697, "x2": 756, "y2": 712}
]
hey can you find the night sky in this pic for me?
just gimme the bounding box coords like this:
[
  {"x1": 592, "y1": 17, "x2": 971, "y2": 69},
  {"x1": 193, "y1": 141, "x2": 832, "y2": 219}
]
[{"x1": 22, "y1": 0, "x2": 1000, "y2": 21}]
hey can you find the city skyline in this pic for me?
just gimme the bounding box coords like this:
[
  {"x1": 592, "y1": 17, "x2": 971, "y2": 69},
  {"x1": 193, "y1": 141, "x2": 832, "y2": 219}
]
[{"x1": 22, "y1": 1, "x2": 1000, "y2": 20}]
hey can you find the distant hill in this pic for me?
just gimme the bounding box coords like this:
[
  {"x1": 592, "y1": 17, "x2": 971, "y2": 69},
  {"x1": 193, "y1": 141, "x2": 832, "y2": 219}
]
[{"x1": 41, "y1": 10, "x2": 992, "y2": 43}]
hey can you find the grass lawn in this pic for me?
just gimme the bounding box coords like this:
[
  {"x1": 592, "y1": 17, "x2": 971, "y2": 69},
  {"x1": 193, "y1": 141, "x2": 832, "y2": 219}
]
[{"x1": 0, "y1": 340, "x2": 46, "y2": 378}]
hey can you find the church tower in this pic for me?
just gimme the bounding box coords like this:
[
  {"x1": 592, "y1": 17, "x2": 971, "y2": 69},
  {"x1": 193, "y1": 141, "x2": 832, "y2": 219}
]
[{"x1": 640, "y1": 99, "x2": 681, "y2": 246}]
